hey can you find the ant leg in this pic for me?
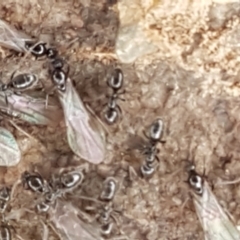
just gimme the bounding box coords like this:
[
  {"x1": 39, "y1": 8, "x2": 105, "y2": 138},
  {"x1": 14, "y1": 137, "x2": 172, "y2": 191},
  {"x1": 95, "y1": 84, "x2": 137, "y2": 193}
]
[
  {"x1": 38, "y1": 78, "x2": 47, "y2": 92},
  {"x1": 10, "y1": 70, "x2": 17, "y2": 81},
  {"x1": 106, "y1": 93, "x2": 111, "y2": 99},
  {"x1": 102, "y1": 102, "x2": 108, "y2": 109},
  {"x1": 116, "y1": 93, "x2": 126, "y2": 102},
  {"x1": 142, "y1": 129, "x2": 150, "y2": 141},
  {"x1": 155, "y1": 154, "x2": 160, "y2": 163},
  {"x1": 116, "y1": 104, "x2": 123, "y2": 120},
  {"x1": 159, "y1": 139, "x2": 166, "y2": 144},
  {"x1": 116, "y1": 104, "x2": 122, "y2": 115},
  {"x1": 118, "y1": 97, "x2": 125, "y2": 102},
  {"x1": 16, "y1": 234, "x2": 25, "y2": 240},
  {"x1": 4, "y1": 93, "x2": 8, "y2": 106},
  {"x1": 13, "y1": 91, "x2": 22, "y2": 96},
  {"x1": 118, "y1": 89, "x2": 125, "y2": 95},
  {"x1": 40, "y1": 220, "x2": 49, "y2": 240},
  {"x1": 44, "y1": 86, "x2": 56, "y2": 109}
]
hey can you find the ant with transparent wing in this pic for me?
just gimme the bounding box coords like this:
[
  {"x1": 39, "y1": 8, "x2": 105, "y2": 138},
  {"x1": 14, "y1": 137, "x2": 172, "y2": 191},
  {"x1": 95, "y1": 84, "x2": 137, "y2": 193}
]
[{"x1": 186, "y1": 163, "x2": 204, "y2": 196}]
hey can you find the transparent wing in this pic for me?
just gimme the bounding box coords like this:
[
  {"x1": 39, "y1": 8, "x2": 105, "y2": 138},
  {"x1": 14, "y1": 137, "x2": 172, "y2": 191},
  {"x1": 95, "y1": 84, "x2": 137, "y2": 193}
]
[
  {"x1": 58, "y1": 78, "x2": 105, "y2": 164},
  {"x1": 0, "y1": 127, "x2": 21, "y2": 166},
  {"x1": 0, "y1": 19, "x2": 35, "y2": 52},
  {"x1": 51, "y1": 200, "x2": 102, "y2": 240},
  {"x1": 193, "y1": 181, "x2": 240, "y2": 240},
  {"x1": 0, "y1": 92, "x2": 63, "y2": 126}
]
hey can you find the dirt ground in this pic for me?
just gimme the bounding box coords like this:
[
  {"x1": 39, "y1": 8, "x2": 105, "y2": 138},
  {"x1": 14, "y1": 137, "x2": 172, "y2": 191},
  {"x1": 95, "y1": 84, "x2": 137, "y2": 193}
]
[{"x1": 0, "y1": 0, "x2": 240, "y2": 239}]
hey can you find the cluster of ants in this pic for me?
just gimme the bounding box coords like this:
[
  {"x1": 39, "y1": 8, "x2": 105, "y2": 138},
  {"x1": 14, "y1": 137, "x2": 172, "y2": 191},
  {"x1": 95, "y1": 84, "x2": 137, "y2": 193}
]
[
  {"x1": 0, "y1": 162, "x2": 205, "y2": 240},
  {"x1": 22, "y1": 168, "x2": 120, "y2": 238},
  {"x1": 0, "y1": 167, "x2": 120, "y2": 239},
  {"x1": 0, "y1": 41, "x2": 125, "y2": 126},
  {"x1": 0, "y1": 39, "x2": 207, "y2": 239},
  {"x1": 137, "y1": 118, "x2": 204, "y2": 197}
]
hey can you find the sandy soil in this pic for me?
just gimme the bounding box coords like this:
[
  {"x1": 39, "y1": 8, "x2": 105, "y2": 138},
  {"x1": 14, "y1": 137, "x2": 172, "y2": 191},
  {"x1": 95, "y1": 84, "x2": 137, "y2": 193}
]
[{"x1": 0, "y1": 0, "x2": 239, "y2": 239}]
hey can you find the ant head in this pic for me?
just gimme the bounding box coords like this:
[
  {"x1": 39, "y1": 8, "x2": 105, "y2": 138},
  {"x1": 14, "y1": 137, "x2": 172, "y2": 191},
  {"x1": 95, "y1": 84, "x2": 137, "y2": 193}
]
[
  {"x1": 187, "y1": 170, "x2": 204, "y2": 196},
  {"x1": 108, "y1": 68, "x2": 123, "y2": 91}
]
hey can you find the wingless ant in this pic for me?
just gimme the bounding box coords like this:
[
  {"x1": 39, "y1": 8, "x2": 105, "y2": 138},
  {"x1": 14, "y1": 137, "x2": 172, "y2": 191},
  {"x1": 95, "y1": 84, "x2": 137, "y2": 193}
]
[
  {"x1": 141, "y1": 118, "x2": 165, "y2": 177},
  {"x1": 104, "y1": 68, "x2": 125, "y2": 125}
]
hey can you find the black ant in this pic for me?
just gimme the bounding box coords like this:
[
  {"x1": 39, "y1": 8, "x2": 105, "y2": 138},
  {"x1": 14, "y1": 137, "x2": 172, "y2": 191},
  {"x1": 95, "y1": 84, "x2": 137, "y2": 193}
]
[
  {"x1": 141, "y1": 118, "x2": 165, "y2": 177},
  {"x1": 104, "y1": 68, "x2": 125, "y2": 125},
  {"x1": 98, "y1": 177, "x2": 118, "y2": 237}
]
